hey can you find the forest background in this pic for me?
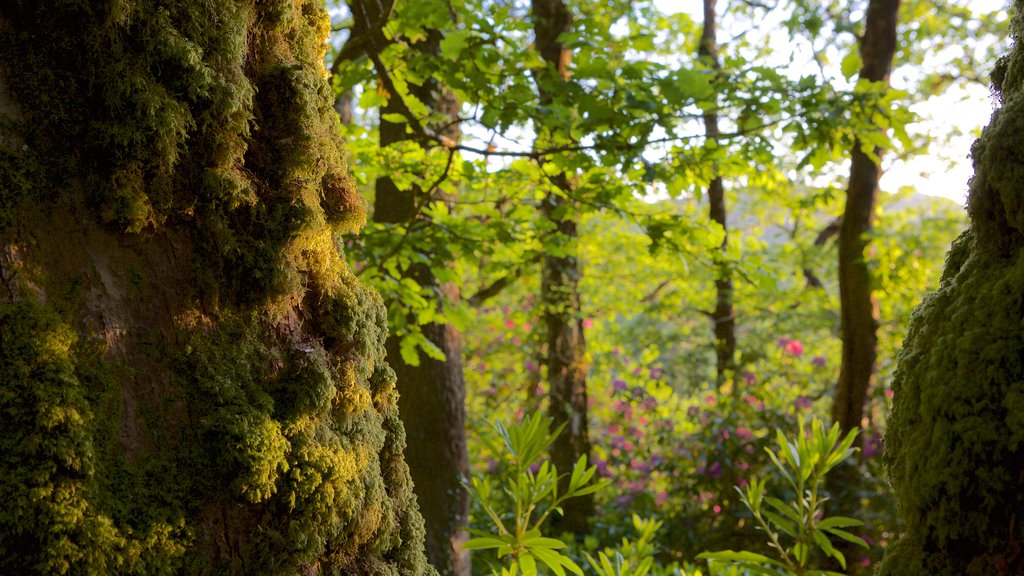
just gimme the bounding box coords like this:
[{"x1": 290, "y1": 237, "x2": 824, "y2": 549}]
[{"x1": 325, "y1": 1, "x2": 1011, "y2": 575}]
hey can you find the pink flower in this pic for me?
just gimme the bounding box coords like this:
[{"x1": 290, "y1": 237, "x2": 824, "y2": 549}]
[
  {"x1": 582, "y1": 318, "x2": 594, "y2": 329},
  {"x1": 885, "y1": 389, "x2": 895, "y2": 399},
  {"x1": 655, "y1": 491, "x2": 668, "y2": 506},
  {"x1": 785, "y1": 339, "x2": 804, "y2": 356},
  {"x1": 523, "y1": 322, "x2": 533, "y2": 331},
  {"x1": 504, "y1": 320, "x2": 515, "y2": 329}
]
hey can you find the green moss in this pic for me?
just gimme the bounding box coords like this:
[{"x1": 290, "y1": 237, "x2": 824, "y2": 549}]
[
  {"x1": 0, "y1": 0, "x2": 363, "y2": 302},
  {"x1": 0, "y1": 299, "x2": 188, "y2": 575},
  {"x1": 879, "y1": 3, "x2": 1024, "y2": 574},
  {"x1": 0, "y1": 0, "x2": 432, "y2": 573}
]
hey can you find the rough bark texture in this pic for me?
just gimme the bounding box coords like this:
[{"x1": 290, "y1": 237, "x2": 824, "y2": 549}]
[
  {"x1": 699, "y1": 0, "x2": 737, "y2": 387},
  {"x1": 878, "y1": 4, "x2": 1024, "y2": 573},
  {"x1": 531, "y1": 0, "x2": 594, "y2": 535},
  {"x1": 0, "y1": 2, "x2": 435, "y2": 575},
  {"x1": 832, "y1": 0, "x2": 899, "y2": 437},
  {"x1": 372, "y1": 22, "x2": 471, "y2": 576}
]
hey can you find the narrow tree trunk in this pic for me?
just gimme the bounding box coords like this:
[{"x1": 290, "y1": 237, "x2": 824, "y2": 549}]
[
  {"x1": 0, "y1": 2, "x2": 434, "y2": 575},
  {"x1": 832, "y1": 0, "x2": 899, "y2": 438},
  {"x1": 531, "y1": 0, "x2": 594, "y2": 535},
  {"x1": 828, "y1": 3, "x2": 899, "y2": 573},
  {"x1": 370, "y1": 22, "x2": 472, "y2": 576},
  {"x1": 880, "y1": 3, "x2": 1024, "y2": 573},
  {"x1": 699, "y1": 0, "x2": 737, "y2": 387}
]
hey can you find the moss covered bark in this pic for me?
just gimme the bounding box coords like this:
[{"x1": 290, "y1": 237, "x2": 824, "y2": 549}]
[
  {"x1": 878, "y1": 3, "x2": 1024, "y2": 574},
  {"x1": 0, "y1": 1, "x2": 435, "y2": 574}
]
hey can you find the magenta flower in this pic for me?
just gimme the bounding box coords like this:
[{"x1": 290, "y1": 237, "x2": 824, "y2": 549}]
[
  {"x1": 525, "y1": 361, "x2": 538, "y2": 372},
  {"x1": 785, "y1": 339, "x2": 804, "y2": 356}
]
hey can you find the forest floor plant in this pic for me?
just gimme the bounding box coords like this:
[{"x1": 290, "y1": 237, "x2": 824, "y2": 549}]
[{"x1": 467, "y1": 415, "x2": 866, "y2": 576}]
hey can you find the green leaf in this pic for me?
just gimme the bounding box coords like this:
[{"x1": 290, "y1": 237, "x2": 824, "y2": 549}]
[
  {"x1": 841, "y1": 49, "x2": 863, "y2": 80},
  {"x1": 440, "y1": 29, "x2": 471, "y2": 60},
  {"x1": 696, "y1": 550, "x2": 778, "y2": 565},
  {"x1": 381, "y1": 112, "x2": 408, "y2": 124},
  {"x1": 463, "y1": 536, "x2": 508, "y2": 551},
  {"x1": 817, "y1": 516, "x2": 864, "y2": 530}
]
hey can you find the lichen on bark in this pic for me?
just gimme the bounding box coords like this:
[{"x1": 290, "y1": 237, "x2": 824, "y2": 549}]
[
  {"x1": 879, "y1": 3, "x2": 1024, "y2": 574},
  {"x1": 0, "y1": 1, "x2": 434, "y2": 574}
]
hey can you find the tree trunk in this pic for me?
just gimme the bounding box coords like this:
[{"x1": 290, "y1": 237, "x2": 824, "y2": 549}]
[
  {"x1": 699, "y1": 0, "x2": 737, "y2": 388},
  {"x1": 369, "y1": 17, "x2": 471, "y2": 576},
  {"x1": 0, "y1": 2, "x2": 435, "y2": 575},
  {"x1": 832, "y1": 0, "x2": 899, "y2": 438},
  {"x1": 531, "y1": 0, "x2": 594, "y2": 535},
  {"x1": 828, "y1": 4, "x2": 898, "y2": 573},
  {"x1": 879, "y1": 3, "x2": 1024, "y2": 573}
]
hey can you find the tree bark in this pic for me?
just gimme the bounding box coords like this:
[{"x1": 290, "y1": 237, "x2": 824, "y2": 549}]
[
  {"x1": 531, "y1": 0, "x2": 594, "y2": 535},
  {"x1": 832, "y1": 0, "x2": 899, "y2": 438},
  {"x1": 828, "y1": 5, "x2": 899, "y2": 573},
  {"x1": 879, "y1": 3, "x2": 1024, "y2": 573},
  {"x1": 699, "y1": 0, "x2": 737, "y2": 388},
  {"x1": 0, "y1": 2, "x2": 434, "y2": 575},
  {"x1": 366, "y1": 10, "x2": 471, "y2": 576}
]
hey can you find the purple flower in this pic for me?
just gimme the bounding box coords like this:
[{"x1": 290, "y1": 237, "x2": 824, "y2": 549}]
[
  {"x1": 525, "y1": 361, "x2": 539, "y2": 372},
  {"x1": 649, "y1": 367, "x2": 664, "y2": 379},
  {"x1": 486, "y1": 459, "x2": 499, "y2": 474},
  {"x1": 794, "y1": 396, "x2": 812, "y2": 410},
  {"x1": 707, "y1": 461, "x2": 722, "y2": 478},
  {"x1": 687, "y1": 405, "x2": 700, "y2": 418},
  {"x1": 613, "y1": 379, "x2": 628, "y2": 392},
  {"x1": 812, "y1": 355, "x2": 827, "y2": 367},
  {"x1": 743, "y1": 372, "x2": 757, "y2": 385}
]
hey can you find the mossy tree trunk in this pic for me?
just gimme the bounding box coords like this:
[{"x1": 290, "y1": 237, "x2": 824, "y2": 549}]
[
  {"x1": 0, "y1": 2, "x2": 435, "y2": 575},
  {"x1": 879, "y1": 3, "x2": 1024, "y2": 573},
  {"x1": 699, "y1": 0, "x2": 737, "y2": 388},
  {"x1": 531, "y1": 0, "x2": 595, "y2": 536},
  {"x1": 369, "y1": 11, "x2": 472, "y2": 576}
]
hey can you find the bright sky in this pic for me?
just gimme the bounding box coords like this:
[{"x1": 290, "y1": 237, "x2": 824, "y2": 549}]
[{"x1": 653, "y1": 0, "x2": 1010, "y2": 203}]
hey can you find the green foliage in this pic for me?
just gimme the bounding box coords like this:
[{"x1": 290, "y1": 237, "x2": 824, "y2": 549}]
[
  {"x1": 466, "y1": 413, "x2": 609, "y2": 576},
  {"x1": 699, "y1": 418, "x2": 865, "y2": 575}
]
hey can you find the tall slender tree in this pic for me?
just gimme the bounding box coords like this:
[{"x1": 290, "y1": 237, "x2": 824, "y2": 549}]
[
  {"x1": 0, "y1": 1, "x2": 434, "y2": 574},
  {"x1": 699, "y1": 0, "x2": 737, "y2": 387},
  {"x1": 341, "y1": 2, "x2": 471, "y2": 574},
  {"x1": 531, "y1": 0, "x2": 594, "y2": 535},
  {"x1": 879, "y1": 2, "x2": 1024, "y2": 572},
  {"x1": 832, "y1": 0, "x2": 900, "y2": 437}
]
